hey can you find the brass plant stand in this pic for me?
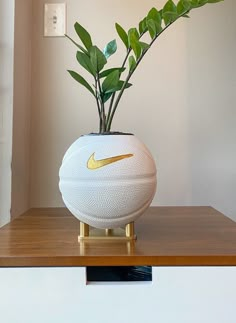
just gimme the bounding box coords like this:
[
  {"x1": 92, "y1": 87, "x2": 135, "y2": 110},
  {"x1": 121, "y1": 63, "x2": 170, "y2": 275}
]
[{"x1": 78, "y1": 221, "x2": 137, "y2": 242}]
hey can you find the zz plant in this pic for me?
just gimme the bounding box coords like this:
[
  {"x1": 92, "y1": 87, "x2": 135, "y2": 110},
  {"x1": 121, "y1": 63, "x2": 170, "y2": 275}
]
[{"x1": 66, "y1": 0, "x2": 223, "y2": 133}]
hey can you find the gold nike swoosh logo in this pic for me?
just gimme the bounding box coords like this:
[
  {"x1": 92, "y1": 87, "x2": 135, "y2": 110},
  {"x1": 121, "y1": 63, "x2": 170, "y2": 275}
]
[{"x1": 87, "y1": 152, "x2": 133, "y2": 170}]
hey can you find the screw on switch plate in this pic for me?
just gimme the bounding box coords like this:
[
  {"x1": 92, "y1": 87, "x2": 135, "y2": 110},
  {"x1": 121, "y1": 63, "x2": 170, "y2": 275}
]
[{"x1": 44, "y1": 3, "x2": 66, "y2": 37}]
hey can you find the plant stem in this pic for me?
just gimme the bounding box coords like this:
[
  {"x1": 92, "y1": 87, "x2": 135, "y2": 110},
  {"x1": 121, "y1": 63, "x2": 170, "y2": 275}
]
[
  {"x1": 95, "y1": 78, "x2": 102, "y2": 132},
  {"x1": 105, "y1": 49, "x2": 132, "y2": 131},
  {"x1": 106, "y1": 70, "x2": 133, "y2": 132},
  {"x1": 97, "y1": 76, "x2": 106, "y2": 132},
  {"x1": 106, "y1": 11, "x2": 189, "y2": 131}
]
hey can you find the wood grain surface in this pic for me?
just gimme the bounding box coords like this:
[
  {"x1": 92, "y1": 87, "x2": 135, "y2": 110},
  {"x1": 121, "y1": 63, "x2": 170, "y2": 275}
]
[{"x1": 0, "y1": 207, "x2": 236, "y2": 267}]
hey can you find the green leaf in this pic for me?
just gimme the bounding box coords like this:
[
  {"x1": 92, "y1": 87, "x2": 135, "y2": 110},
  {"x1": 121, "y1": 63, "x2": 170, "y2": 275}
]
[
  {"x1": 177, "y1": 1, "x2": 185, "y2": 15},
  {"x1": 190, "y1": 0, "x2": 207, "y2": 7},
  {"x1": 162, "y1": 12, "x2": 178, "y2": 25},
  {"x1": 99, "y1": 67, "x2": 125, "y2": 78},
  {"x1": 147, "y1": 8, "x2": 162, "y2": 26},
  {"x1": 102, "y1": 70, "x2": 119, "y2": 93},
  {"x1": 130, "y1": 38, "x2": 142, "y2": 60},
  {"x1": 74, "y1": 22, "x2": 93, "y2": 50},
  {"x1": 163, "y1": 0, "x2": 178, "y2": 25},
  {"x1": 146, "y1": 8, "x2": 162, "y2": 38},
  {"x1": 123, "y1": 81, "x2": 132, "y2": 89},
  {"x1": 163, "y1": 0, "x2": 178, "y2": 14},
  {"x1": 105, "y1": 80, "x2": 132, "y2": 93},
  {"x1": 177, "y1": 0, "x2": 191, "y2": 15},
  {"x1": 147, "y1": 19, "x2": 157, "y2": 39},
  {"x1": 117, "y1": 81, "x2": 132, "y2": 90},
  {"x1": 68, "y1": 70, "x2": 95, "y2": 96},
  {"x1": 129, "y1": 55, "x2": 136, "y2": 73},
  {"x1": 102, "y1": 92, "x2": 113, "y2": 103},
  {"x1": 128, "y1": 28, "x2": 139, "y2": 47},
  {"x1": 198, "y1": 0, "x2": 208, "y2": 5},
  {"x1": 139, "y1": 18, "x2": 148, "y2": 34},
  {"x1": 189, "y1": 0, "x2": 199, "y2": 7},
  {"x1": 207, "y1": 0, "x2": 224, "y2": 3},
  {"x1": 115, "y1": 23, "x2": 129, "y2": 49},
  {"x1": 128, "y1": 28, "x2": 142, "y2": 59},
  {"x1": 90, "y1": 46, "x2": 107, "y2": 73},
  {"x1": 76, "y1": 51, "x2": 96, "y2": 76},
  {"x1": 182, "y1": 0, "x2": 192, "y2": 8},
  {"x1": 103, "y1": 39, "x2": 117, "y2": 59},
  {"x1": 65, "y1": 34, "x2": 88, "y2": 55},
  {"x1": 139, "y1": 20, "x2": 144, "y2": 34},
  {"x1": 102, "y1": 81, "x2": 132, "y2": 102},
  {"x1": 139, "y1": 42, "x2": 150, "y2": 52},
  {"x1": 189, "y1": 0, "x2": 218, "y2": 8}
]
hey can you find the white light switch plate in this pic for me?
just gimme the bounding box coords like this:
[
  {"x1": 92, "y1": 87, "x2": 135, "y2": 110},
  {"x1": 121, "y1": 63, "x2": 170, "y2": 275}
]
[{"x1": 44, "y1": 3, "x2": 66, "y2": 37}]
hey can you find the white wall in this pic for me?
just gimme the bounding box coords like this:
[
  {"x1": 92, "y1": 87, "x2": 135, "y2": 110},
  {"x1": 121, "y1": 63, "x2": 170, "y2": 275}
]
[
  {"x1": 30, "y1": 1, "x2": 236, "y2": 219},
  {"x1": 186, "y1": 2, "x2": 236, "y2": 219},
  {"x1": 11, "y1": 0, "x2": 32, "y2": 219},
  {"x1": 0, "y1": 0, "x2": 14, "y2": 226}
]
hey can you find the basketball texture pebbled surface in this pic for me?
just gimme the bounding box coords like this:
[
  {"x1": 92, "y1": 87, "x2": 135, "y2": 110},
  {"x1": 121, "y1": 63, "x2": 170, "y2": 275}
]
[{"x1": 59, "y1": 134, "x2": 157, "y2": 229}]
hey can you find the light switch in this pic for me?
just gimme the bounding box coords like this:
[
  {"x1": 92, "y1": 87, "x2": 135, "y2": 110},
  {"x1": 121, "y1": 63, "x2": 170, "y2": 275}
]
[{"x1": 44, "y1": 3, "x2": 66, "y2": 37}]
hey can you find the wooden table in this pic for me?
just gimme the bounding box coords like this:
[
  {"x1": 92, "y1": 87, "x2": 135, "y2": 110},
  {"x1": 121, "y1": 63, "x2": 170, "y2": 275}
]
[
  {"x1": 0, "y1": 206, "x2": 236, "y2": 267},
  {"x1": 0, "y1": 207, "x2": 236, "y2": 323}
]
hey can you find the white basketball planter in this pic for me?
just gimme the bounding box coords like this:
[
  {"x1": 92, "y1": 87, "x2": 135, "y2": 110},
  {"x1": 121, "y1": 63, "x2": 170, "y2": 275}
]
[
  {"x1": 59, "y1": 133, "x2": 157, "y2": 232},
  {"x1": 60, "y1": 1, "x2": 223, "y2": 239}
]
